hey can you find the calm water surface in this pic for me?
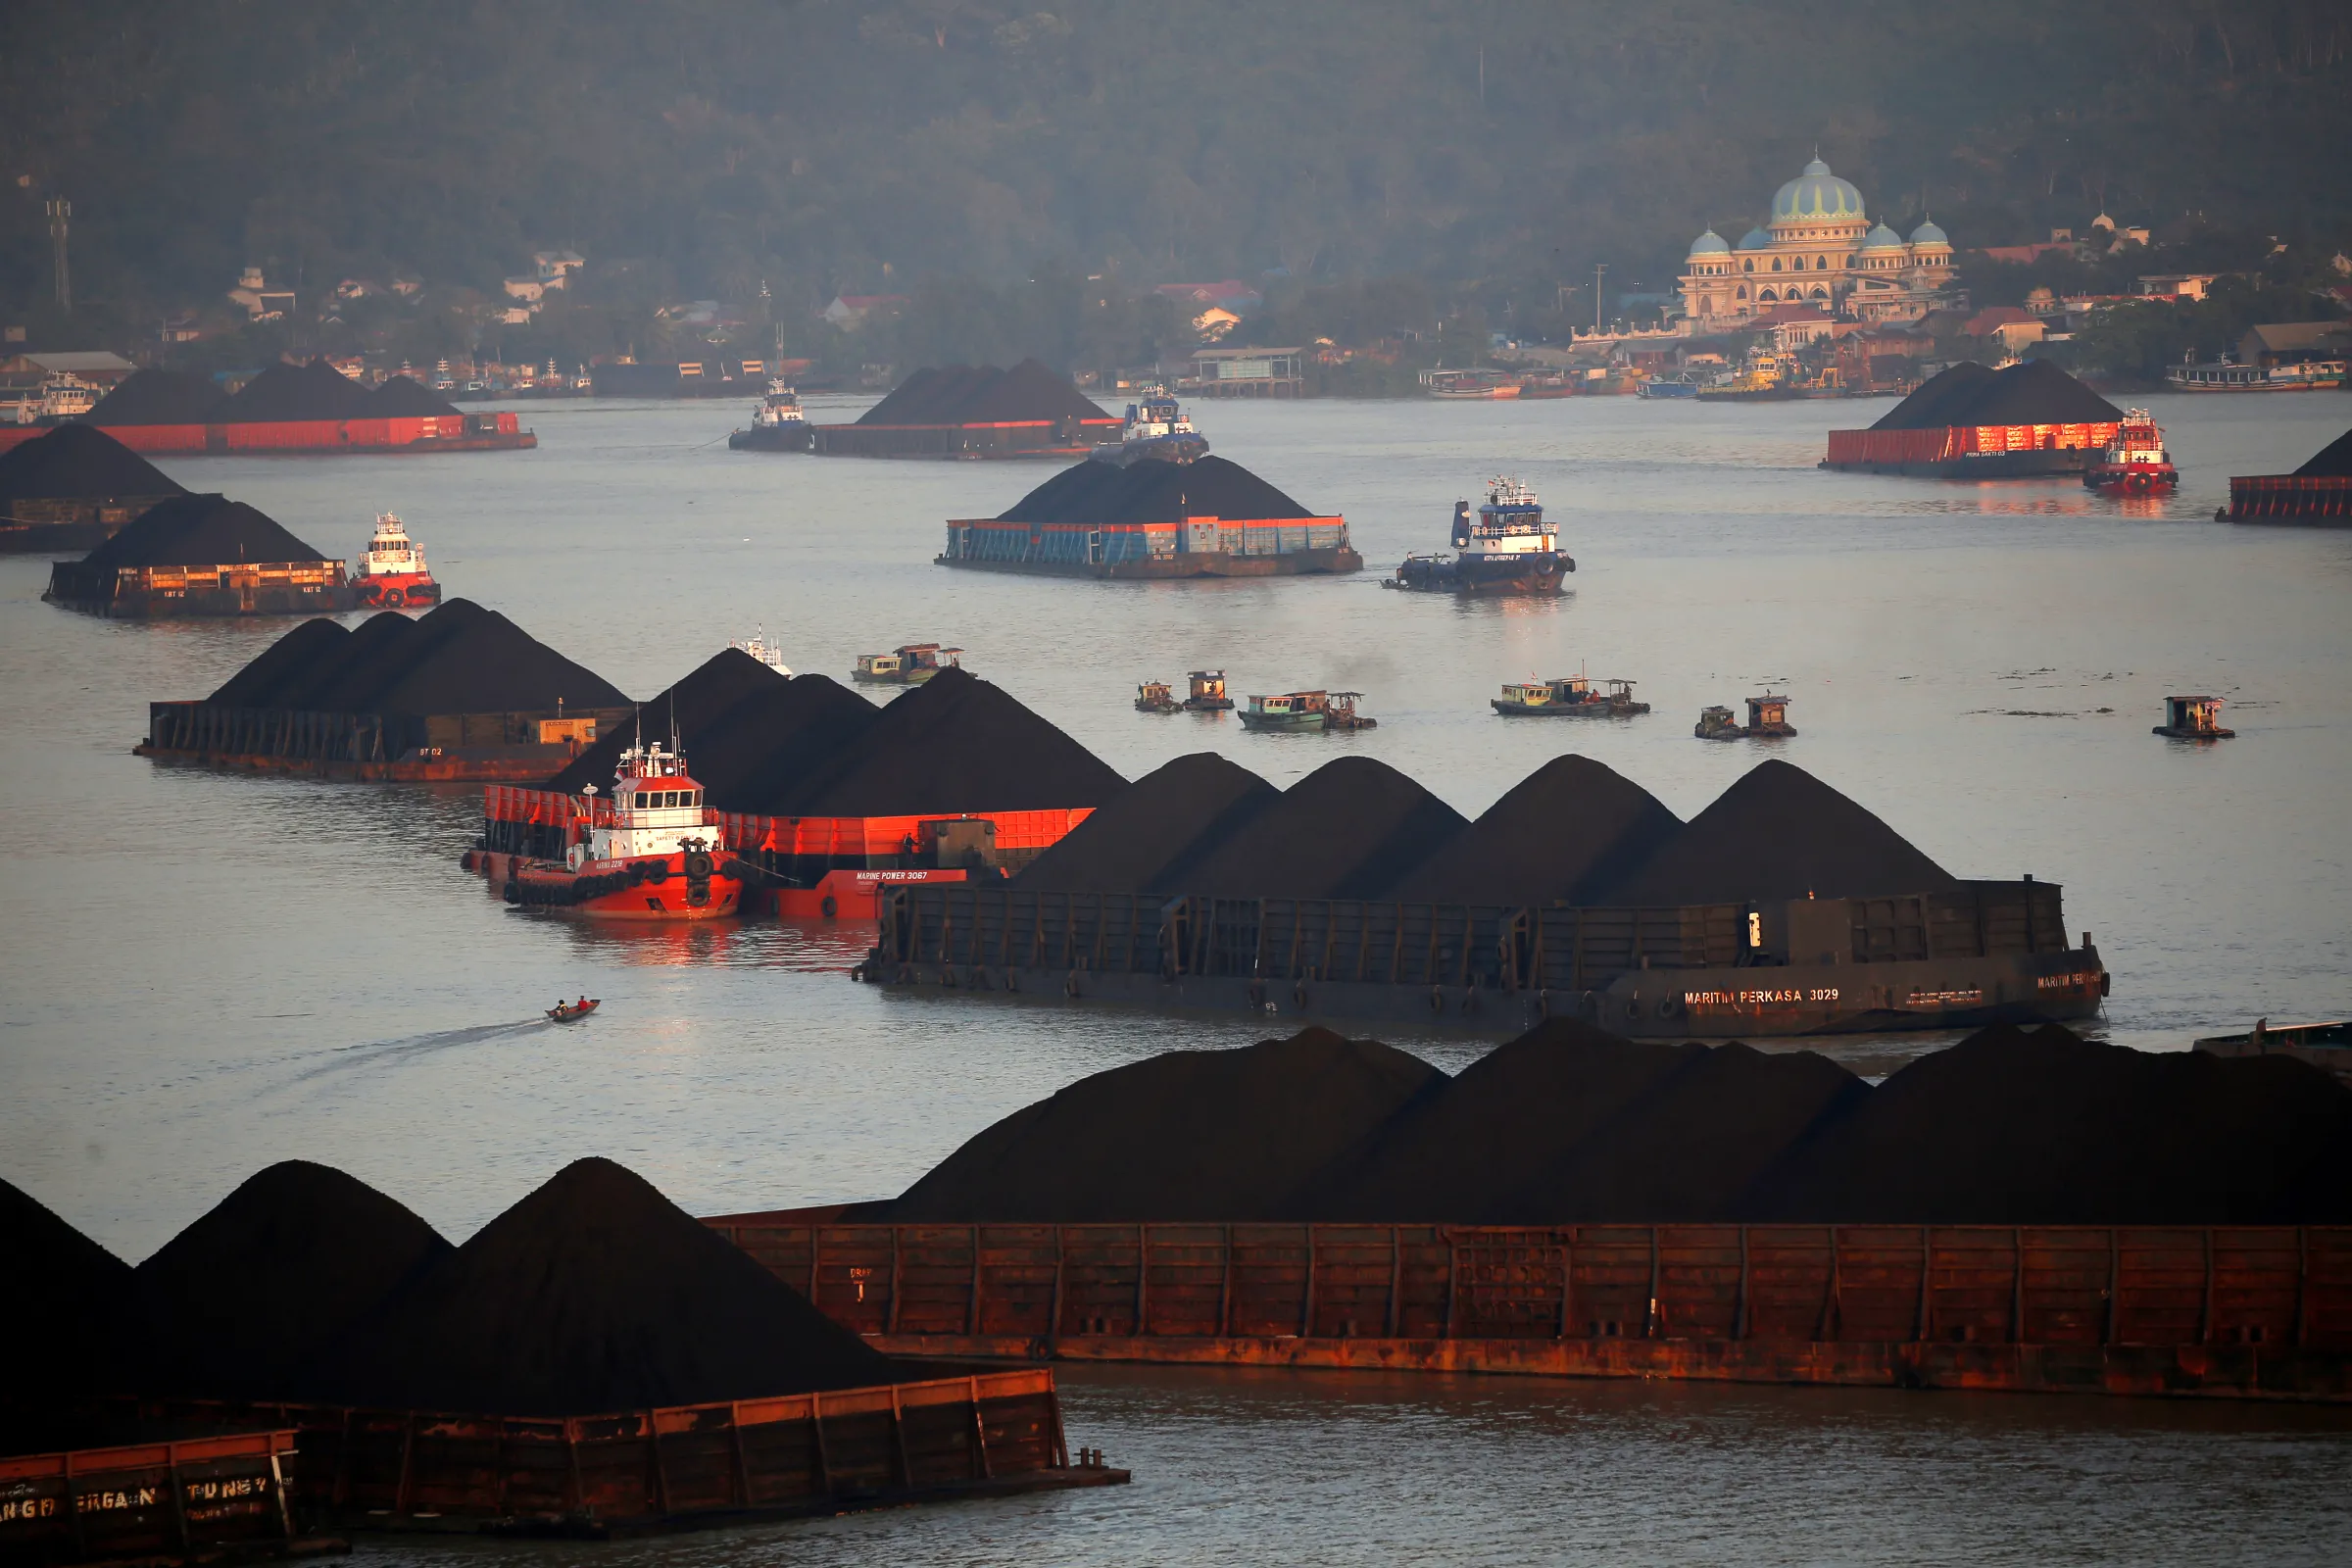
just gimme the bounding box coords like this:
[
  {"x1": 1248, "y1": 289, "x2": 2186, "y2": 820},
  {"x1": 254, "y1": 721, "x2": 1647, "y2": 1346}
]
[{"x1": 3, "y1": 390, "x2": 2349, "y2": 1561}]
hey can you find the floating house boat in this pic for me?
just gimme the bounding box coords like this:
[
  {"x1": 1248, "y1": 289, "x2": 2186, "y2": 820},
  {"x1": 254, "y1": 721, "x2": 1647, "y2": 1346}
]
[
  {"x1": 1238, "y1": 690, "x2": 1375, "y2": 733},
  {"x1": 1493, "y1": 675, "x2": 1647, "y2": 717},
  {"x1": 2153, "y1": 694, "x2": 2233, "y2": 739},
  {"x1": 854, "y1": 644, "x2": 962, "y2": 685},
  {"x1": 1386, "y1": 478, "x2": 1573, "y2": 596},
  {"x1": 1136, "y1": 679, "x2": 1181, "y2": 713},
  {"x1": 1184, "y1": 670, "x2": 1234, "y2": 710},
  {"x1": 940, "y1": 455, "x2": 1358, "y2": 580},
  {"x1": 1696, "y1": 693, "x2": 1795, "y2": 740}
]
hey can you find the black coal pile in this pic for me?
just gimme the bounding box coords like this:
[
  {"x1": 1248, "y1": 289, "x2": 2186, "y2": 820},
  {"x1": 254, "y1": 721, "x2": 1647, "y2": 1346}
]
[
  {"x1": 888, "y1": 1028, "x2": 1447, "y2": 1222},
  {"x1": 0, "y1": 1176, "x2": 148, "y2": 1448},
  {"x1": 204, "y1": 599, "x2": 629, "y2": 717},
  {"x1": 220, "y1": 360, "x2": 379, "y2": 422},
  {"x1": 135, "y1": 1161, "x2": 451, "y2": 1401},
  {"x1": 2294, "y1": 426, "x2": 2352, "y2": 477},
  {"x1": 1867, "y1": 361, "x2": 1998, "y2": 431},
  {"x1": 701, "y1": 676, "x2": 887, "y2": 810},
  {"x1": 79, "y1": 368, "x2": 227, "y2": 425},
  {"x1": 544, "y1": 649, "x2": 791, "y2": 793},
  {"x1": 1013, "y1": 753, "x2": 1280, "y2": 894},
  {"x1": 1497, "y1": 1042, "x2": 1865, "y2": 1221},
  {"x1": 1599, "y1": 759, "x2": 1956, "y2": 906},
  {"x1": 322, "y1": 1158, "x2": 897, "y2": 1416},
  {"x1": 997, "y1": 454, "x2": 1316, "y2": 525},
  {"x1": 0, "y1": 424, "x2": 186, "y2": 507},
  {"x1": 1871, "y1": 358, "x2": 2121, "y2": 430},
  {"x1": 859, "y1": 359, "x2": 1103, "y2": 426},
  {"x1": 205, "y1": 617, "x2": 353, "y2": 708},
  {"x1": 74, "y1": 494, "x2": 330, "y2": 569},
  {"x1": 1176, "y1": 757, "x2": 1467, "y2": 900},
  {"x1": 1741, "y1": 1025, "x2": 2352, "y2": 1224},
  {"x1": 776, "y1": 665, "x2": 1125, "y2": 816},
  {"x1": 368, "y1": 377, "x2": 463, "y2": 418},
  {"x1": 1383, "y1": 756, "x2": 1682, "y2": 906},
  {"x1": 1284, "y1": 1020, "x2": 1706, "y2": 1221}
]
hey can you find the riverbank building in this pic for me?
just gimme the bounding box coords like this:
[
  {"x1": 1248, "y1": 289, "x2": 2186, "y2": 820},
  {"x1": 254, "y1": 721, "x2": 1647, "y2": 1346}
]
[{"x1": 1678, "y1": 158, "x2": 1955, "y2": 332}]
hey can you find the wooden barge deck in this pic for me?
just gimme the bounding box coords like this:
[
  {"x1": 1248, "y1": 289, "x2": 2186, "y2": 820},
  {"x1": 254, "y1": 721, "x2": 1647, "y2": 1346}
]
[
  {"x1": 707, "y1": 1217, "x2": 2352, "y2": 1403},
  {"x1": 101, "y1": 1368, "x2": 1121, "y2": 1540}
]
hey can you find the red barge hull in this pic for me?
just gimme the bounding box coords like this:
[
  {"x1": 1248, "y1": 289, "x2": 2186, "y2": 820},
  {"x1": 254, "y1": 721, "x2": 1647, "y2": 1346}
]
[{"x1": 0, "y1": 414, "x2": 533, "y2": 456}]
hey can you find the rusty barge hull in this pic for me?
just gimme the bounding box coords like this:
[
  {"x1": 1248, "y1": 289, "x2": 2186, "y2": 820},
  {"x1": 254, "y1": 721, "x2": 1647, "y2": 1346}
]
[
  {"x1": 104, "y1": 1368, "x2": 1122, "y2": 1540},
  {"x1": 705, "y1": 1218, "x2": 2352, "y2": 1404}
]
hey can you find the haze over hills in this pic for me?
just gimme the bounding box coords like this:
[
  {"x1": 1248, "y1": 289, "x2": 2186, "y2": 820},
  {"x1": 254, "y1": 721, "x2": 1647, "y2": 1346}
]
[{"x1": 2, "y1": 0, "x2": 2346, "y2": 324}]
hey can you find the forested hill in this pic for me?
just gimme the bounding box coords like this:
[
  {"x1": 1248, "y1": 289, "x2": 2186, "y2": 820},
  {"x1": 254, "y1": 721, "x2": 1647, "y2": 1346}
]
[{"x1": 2, "y1": 0, "x2": 2347, "y2": 313}]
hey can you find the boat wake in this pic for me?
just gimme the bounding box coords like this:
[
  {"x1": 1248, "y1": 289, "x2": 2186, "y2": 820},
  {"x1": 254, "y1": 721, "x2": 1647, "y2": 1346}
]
[{"x1": 287, "y1": 1018, "x2": 548, "y2": 1084}]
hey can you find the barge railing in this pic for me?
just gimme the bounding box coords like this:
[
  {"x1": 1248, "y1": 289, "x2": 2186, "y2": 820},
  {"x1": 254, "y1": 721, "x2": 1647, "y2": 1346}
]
[
  {"x1": 707, "y1": 1218, "x2": 2352, "y2": 1402},
  {"x1": 0, "y1": 1429, "x2": 316, "y2": 1564}
]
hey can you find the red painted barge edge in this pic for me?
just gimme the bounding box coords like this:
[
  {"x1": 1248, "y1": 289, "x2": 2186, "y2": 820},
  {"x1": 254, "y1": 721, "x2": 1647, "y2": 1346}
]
[{"x1": 0, "y1": 415, "x2": 533, "y2": 455}]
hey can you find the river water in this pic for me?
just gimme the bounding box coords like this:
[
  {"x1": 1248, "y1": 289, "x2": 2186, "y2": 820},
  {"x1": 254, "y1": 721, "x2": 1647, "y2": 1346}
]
[{"x1": 2, "y1": 389, "x2": 2349, "y2": 1561}]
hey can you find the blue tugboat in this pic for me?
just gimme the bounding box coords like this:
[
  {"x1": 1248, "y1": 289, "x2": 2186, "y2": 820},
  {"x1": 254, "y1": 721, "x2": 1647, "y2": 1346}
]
[
  {"x1": 1089, "y1": 386, "x2": 1209, "y2": 466},
  {"x1": 1383, "y1": 478, "x2": 1574, "y2": 596}
]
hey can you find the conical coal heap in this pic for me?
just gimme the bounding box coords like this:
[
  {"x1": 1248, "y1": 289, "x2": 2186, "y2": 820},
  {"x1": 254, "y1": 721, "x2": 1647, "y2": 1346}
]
[
  {"x1": 1013, "y1": 753, "x2": 1279, "y2": 894},
  {"x1": 887, "y1": 1028, "x2": 1447, "y2": 1223},
  {"x1": 321, "y1": 1157, "x2": 899, "y2": 1416},
  {"x1": 1383, "y1": 755, "x2": 1682, "y2": 906},
  {"x1": 136, "y1": 1161, "x2": 451, "y2": 1400},
  {"x1": 1176, "y1": 756, "x2": 1467, "y2": 900}
]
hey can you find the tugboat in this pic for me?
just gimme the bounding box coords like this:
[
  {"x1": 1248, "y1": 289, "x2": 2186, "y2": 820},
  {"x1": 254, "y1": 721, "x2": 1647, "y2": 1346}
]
[
  {"x1": 1238, "y1": 690, "x2": 1376, "y2": 733},
  {"x1": 1136, "y1": 679, "x2": 1181, "y2": 713},
  {"x1": 506, "y1": 738, "x2": 746, "y2": 919},
  {"x1": 853, "y1": 644, "x2": 962, "y2": 685},
  {"x1": 1089, "y1": 386, "x2": 1208, "y2": 466},
  {"x1": 1384, "y1": 478, "x2": 1573, "y2": 596},
  {"x1": 727, "y1": 377, "x2": 812, "y2": 451},
  {"x1": 8, "y1": 373, "x2": 100, "y2": 425},
  {"x1": 1492, "y1": 675, "x2": 1649, "y2": 717},
  {"x1": 1183, "y1": 669, "x2": 1234, "y2": 711},
  {"x1": 730, "y1": 625, "x2": 793, "y2": 673},
  {"x1": 2082, "y1": 409, "x2": 2180, "y2": 493},
  {"x1": 351, "y1": 513, "x2": 441, "y2": 609}
]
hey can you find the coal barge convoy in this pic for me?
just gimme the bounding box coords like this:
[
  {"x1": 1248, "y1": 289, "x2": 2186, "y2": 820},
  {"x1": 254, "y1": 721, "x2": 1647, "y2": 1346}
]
[
  {"x1": 807, "y1": 360, "x2": 1120, "y2": 459},
  {"x1": 863, "y1": 753, "x2": 2108, "y2": 1039}
]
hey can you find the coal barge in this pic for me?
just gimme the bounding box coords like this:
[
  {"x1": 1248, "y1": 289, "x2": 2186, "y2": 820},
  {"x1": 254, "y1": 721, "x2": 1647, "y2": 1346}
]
[
  {"x1": 808, "y1": 360, "x2": 1119, "y2": 459},
  {"x1": 940, "y1": 455, "x2": 1360, "y2": 579},
  {"x1": 2226, "y1": 424, "x2": 2352, "y2": 522},
  {"x1": 865, "y1": 754, "x2": 2108, "y2": 1038},
  {"x1": 0, "y1": 363, "x2": 534, "y2": 457},
  {"x1": 0, "y1": 424, "x2": 185, "y2": 553},
  {"x1": 1823, "y1": 361, "x2": 2124, "y2": 478},
  {"x1": 47, "y1": 493, "x2": 352, "y2": 617}
]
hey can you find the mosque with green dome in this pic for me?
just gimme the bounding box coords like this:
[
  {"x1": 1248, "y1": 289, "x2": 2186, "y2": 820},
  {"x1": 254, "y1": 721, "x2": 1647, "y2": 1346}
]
[{"x1": 1678, "y1": 157, "x2": 1955, "y2": 331}]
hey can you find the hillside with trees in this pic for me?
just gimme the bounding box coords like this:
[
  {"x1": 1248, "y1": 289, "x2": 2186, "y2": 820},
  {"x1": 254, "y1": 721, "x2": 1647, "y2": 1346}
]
[{"x1": 2, "y1": 0, "x2": 2346, "y2": 365}]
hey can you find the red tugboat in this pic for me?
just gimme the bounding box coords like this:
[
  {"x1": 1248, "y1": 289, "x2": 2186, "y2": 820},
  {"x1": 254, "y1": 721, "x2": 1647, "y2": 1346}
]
[
  {"x1": 505, "y1": 738, "x2": 745, "y2": 919},
  {"x1": 2082, "y1": 409, "x2": 2180, "y2": 493},
  {"x1": 351, "y1": 513, "x2": 442, "y2": 608}
]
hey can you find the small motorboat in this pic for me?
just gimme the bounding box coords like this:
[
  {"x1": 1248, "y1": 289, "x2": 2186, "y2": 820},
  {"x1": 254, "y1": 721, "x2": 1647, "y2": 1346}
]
[{"x1": 547, "y1": 998, "x2": 601, "y2": 1023}]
